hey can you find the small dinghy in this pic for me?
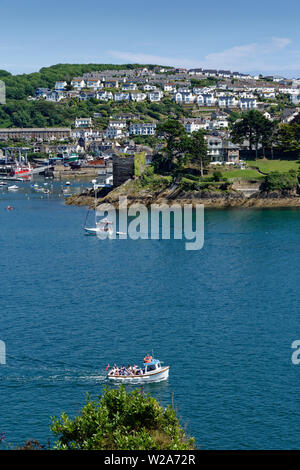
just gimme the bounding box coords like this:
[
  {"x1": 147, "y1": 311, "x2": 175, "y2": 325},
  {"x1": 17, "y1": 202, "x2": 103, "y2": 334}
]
[{"x1": 106, "y1": 356, "x2": 170, "y2": 383}]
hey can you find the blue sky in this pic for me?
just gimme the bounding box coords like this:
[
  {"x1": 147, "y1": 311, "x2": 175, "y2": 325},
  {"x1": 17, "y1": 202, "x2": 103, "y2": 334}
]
[{"x1": 1, "y1": 0, "x2": 300, "y2": 77}]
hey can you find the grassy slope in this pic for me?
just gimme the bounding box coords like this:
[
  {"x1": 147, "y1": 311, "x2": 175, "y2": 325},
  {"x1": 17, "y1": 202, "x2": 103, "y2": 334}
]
[{"x1": 246, "y1": 159, "x2": 300, "y2": 173}]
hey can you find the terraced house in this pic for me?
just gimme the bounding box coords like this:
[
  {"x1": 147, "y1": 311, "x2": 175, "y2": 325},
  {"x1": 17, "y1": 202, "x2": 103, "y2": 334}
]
[{"x1": 129, "y1": 122, "x2": 157, "y2": 136}]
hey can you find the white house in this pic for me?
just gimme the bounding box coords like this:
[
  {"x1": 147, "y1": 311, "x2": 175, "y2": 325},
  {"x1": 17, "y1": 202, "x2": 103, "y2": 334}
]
[
  {"x1": 290, "y1": 94, "x2": 300, "y2": 105},
  {"x1": 75, "y1": 117, "x2": 93, "y2": 128},
  {"x1": 164, "y1": 84, "x2": 177, "y2": 92},
  {"x1": 205, "y1": 135, "x2": 224, "y2": 163},
  {"x1": 45, "y1": 90, "x2": 65, "y2": 102},
  {"x1": 130, "y1": 92, "x2": 147, "y2": 102},
  {"x1": 114, "y1": 92, "x2": 130, "y2": 101},
  {"x1": 239, "y1": 98, "x2": 257, "y2": 110},
  {"x1": 197, "y1": 93, "x2": 217, "y2": 107},
  {"x1": 122, "y1": 83, "x2": 137, "y2": 91},
  {"x1": 86, "y1": 78, "x2": 102, "y2": 89},
  {"x1": 147, "y1": 91, "x2": 164, "y2": 102},
  {"x1": 218, "y1": 95, "x2": 238, "y2": 108},
  {"x1": 209, "y1": 117, "x2": 229, "y2": 130},
  {"x1": 143, "y1": 84, "x2": 157, "y2": 91},
  {"x1": 183, "y1": 119, "x2": 209, "y2": 133},
  {"x1": 71, "y1": 78, "x2": 86, "y2": 89},
  {"x1": 108, "y1": 120, "x2": 127, "y2": 129},
  {"x1": 79, "y1": 91, "x2": 98, "y2": 101},
  {"x1": 129, "y1": 123, "x2": 157, "y2": 136},
  {"x1": 97, "y1": 91, "x2": 113, "y2": 101},
  {"x1": 103, "y1": 127, "x2": 125, "y2": 139},
  {"x1": 55, "y1": 81, "x2": 67, "y2": 91},
  {"x1": 174, "y1": 91, "x2": 195, "y2": 104}
]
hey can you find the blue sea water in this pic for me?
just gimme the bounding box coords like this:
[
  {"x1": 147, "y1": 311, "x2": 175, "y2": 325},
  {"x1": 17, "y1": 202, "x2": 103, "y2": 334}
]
[{"x1": 1, "y1": 180, "x2": 300, "y2": 449}]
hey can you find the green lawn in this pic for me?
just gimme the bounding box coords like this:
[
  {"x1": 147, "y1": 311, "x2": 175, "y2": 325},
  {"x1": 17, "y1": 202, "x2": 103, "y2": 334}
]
[
  {"x1": 246, "y1": 159, "x2": 300, "y2": 174},
  {"x1": 221, "y1": 168, "x2": 264, "y2": 179}
]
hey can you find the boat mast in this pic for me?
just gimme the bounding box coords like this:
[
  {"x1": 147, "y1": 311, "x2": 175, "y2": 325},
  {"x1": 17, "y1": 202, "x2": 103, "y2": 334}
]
[{"x1": 92, "y1": 179, "x2": 97, "y2": 226}]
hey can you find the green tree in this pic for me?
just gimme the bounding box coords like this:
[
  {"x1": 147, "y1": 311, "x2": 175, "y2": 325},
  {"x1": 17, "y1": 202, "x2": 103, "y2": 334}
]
[
  {"x1": 275, "y1": 123, "x2": 300, "y2": 153},
  {"x1": 230, "y1": 110, "x2": 275, "y2": 157},
  {"x1": 156, "y1": 119, "x2": 187, "y2": 171},
  {"x1": 184, "y1": 129, "x2": 209, "y2": 176},
  {"x1": 51, "y1": 386, "x2": 195, "y2": 450}
]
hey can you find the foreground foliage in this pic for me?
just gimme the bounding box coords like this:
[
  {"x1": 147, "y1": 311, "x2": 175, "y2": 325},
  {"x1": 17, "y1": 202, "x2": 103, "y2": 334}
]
[{"x1": 51, "y1": 386, "x2": 195, "y2": 450}]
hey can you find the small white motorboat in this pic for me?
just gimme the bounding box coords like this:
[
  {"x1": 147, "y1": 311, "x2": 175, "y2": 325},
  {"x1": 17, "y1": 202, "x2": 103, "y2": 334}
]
[
  {"x1": 7, "y1": 185, "x2": 19, "y2": 191},
  {"x1": 107, "y1": 357, "x2": 170, "y2": 384}
]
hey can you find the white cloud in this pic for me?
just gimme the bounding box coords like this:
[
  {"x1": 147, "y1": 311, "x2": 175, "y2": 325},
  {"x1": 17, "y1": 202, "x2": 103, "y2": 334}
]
[
  {"x1": 108, "y1": 38, "x2": 300, "y2": 77},
  {"x1": 202, "y1": 37, "x2": 292, "y2": 71}
]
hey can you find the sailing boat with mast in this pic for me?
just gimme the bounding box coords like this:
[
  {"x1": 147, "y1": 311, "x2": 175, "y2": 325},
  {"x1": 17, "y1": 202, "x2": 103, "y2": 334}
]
[{"x1": 84, "y1": 179, "x2": 114, "y2": 237}]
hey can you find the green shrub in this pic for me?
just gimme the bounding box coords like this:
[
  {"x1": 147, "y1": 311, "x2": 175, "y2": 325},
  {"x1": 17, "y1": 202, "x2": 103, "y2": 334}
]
[
  {"x1": 263, "y1": 171, "x2": 298, "y2": 191},
  {"x1": 51, "y1": 386, "x2": 195, "y2": 450}
]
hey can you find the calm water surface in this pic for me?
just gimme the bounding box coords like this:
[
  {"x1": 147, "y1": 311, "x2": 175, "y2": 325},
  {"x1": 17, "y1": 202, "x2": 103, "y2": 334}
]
[{"x1": 1, "y1": 180, "x2": 300, "y2": 449}]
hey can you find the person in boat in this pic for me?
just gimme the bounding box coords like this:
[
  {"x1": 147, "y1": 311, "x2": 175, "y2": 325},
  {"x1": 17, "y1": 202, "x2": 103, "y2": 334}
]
[{"x1": 144, "y1": 354, "x2": 152, "y2": 363}]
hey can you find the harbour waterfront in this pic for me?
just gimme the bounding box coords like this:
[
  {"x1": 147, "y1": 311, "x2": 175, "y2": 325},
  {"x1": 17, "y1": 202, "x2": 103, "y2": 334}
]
[{"x1": 1, "y1": 182, "x2": 300, "y2": 449}]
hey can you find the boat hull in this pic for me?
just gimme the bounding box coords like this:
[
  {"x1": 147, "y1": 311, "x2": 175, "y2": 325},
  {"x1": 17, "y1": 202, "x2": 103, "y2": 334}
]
[{"x1": 107, "y1": 366, "x2": 169, "y2": 383}]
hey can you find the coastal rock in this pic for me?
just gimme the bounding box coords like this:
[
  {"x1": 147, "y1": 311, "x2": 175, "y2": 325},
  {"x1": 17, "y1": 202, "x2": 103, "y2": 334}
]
[{"x1": 65, "y1": 180, "x2": 300, "y2": 209}]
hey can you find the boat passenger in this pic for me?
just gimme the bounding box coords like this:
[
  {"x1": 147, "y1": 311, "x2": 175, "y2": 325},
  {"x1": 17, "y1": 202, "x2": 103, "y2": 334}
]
[{"x1": 144, "y1": 354, "x2": 152, "y2": 363}]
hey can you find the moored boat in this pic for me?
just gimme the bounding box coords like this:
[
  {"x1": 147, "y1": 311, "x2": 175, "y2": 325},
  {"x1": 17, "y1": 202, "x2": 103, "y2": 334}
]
[
  {"x1": 7, "y1": 185, "x2": 19, "y2": 191},
  {"x1": 12, "y1": 163, "x2": 33, "y2": 179}
]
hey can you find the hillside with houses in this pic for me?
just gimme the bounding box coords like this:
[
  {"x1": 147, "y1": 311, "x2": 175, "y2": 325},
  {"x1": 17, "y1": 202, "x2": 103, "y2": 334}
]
[{"x1": 1, "y1": 63, "x2": 300, "y2": 201}]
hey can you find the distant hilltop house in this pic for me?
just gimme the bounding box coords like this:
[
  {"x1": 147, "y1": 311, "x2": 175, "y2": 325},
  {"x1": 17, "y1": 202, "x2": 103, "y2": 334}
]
[
  {"x1": 85, "y1": 78, "x2": 103, "y2": 90},
  {"x1": 70, "y1": 78, "x2": 86, "y2": 89}
]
